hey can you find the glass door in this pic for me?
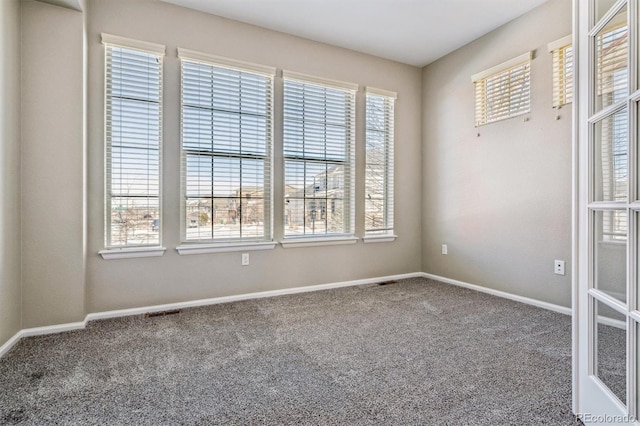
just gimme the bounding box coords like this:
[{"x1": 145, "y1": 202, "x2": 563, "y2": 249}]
[{"x1": 577, "y1": 0, "x2": 637, "y2": 423}]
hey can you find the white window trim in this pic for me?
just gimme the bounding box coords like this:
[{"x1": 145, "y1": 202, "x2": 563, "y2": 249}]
[
  {"x1": 176, "y1": 242, "x2": 276, "y2": 255},
  {"x1": 99, "y1": 246, "x2": 167, "y2": 260},
  {"x1": 101, "y1": 33, "x2": 165, "y2": 55},
  {"x1": 547, "y1": 34, "x2": 572, "y2": 53},
  {"x1": 177, "y1": 48, "x2": 276, "y2": 76},
  {"x1": 363, "y1": 235, "x2": 398, "y2": 244},
  {"x1": 470, "y1": 51, "x2": 532, "y2": 83},
  {"x1": 100, "y1": 34, "x2": 165, "y2": 255},
  {"x1": 280, "y1": 236, "x2": 359, "y2": 249},
  {"x1": 282, "y1": 70, "x2": 359, "y2": 92},
  {"x1": 365, "y1": 87, "x2": 398, "y2": 99}
]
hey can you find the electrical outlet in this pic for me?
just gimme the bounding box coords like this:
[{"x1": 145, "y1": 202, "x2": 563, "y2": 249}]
[
  {"x1": 242, "y1": 253, "x2": 250, "y2": 266},
  {"x1": 554, "y1": 260, "x2": 565, "y2": 276},
  {"x1": 441, "y1": 244, "x2": 448, "y2": 255}
]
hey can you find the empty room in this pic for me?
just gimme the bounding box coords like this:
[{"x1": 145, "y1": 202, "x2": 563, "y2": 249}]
[{"x1": 0, "y1": 0, "x2": 634, "y2": 424}]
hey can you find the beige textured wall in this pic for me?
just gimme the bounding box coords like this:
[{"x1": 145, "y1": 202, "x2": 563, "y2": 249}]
[
  {"x1": 21, "y1": 1, "x2": 85, "y2": 327},
  {"x1": 0, "y1": 0, "x2": 22, "y2": 345},
  {"x1": 85, "y1": 0, "x2": 423, "y2": 313},
  {"x1": 421, "y1": 0, "x2": 573, "y2": 307}
]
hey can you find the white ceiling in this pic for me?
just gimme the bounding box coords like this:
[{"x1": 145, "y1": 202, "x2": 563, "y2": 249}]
[
  {"x1": 38, "y1": 0, "x2": 83, "y2": 12},
  {"x1": 160, "y1": 0, "x2": 549, "y2": 67}
]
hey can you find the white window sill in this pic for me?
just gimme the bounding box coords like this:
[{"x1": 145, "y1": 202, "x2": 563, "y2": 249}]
[
  {"x1": 176, "y1": 241, "x2": 277, "y2": 255},
  {"x1": 280, "y1": 236, "x2": 358, "y2": 249},
  {"x1": 598, "y1": 240, "x2": 626, "y2": 248},
  {"x1": 99, "y1": 246, "x2": 167, "y2": 260},
  {"x1": 363, "y1": 234, "x2": 397, "y2": 244}
]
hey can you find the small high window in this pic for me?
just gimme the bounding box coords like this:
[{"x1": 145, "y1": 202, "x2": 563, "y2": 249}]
[
  {"x1": 548, "y1": 35, "x2": 573, "y2": 108},
  {"x1": 472, "y1": 52, "x2": 532, "y2": 126}
]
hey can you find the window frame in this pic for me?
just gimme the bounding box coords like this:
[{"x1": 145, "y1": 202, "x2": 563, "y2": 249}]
[
  {"x1": 472, "y1": 51, "x2": 532, "y2": 127},
  {"x1": 176, "y1": 48, "x2": 276, "y2": 254},
  {"x1": 100, "y1": 34, "x2": 166, "y2": 259},
  {"x1": 281, "y1": 70, "x2": 357, "y2": 244},
  {"x1": 363, "y1": 87, "x2": 397, "y2": 243}
]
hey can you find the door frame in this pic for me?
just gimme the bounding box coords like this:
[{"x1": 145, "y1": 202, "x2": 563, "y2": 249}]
[{"x1": 575, "y1": 0, "x2": 639, "y2": 422}]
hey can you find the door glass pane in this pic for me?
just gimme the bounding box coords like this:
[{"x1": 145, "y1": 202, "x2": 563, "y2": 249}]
[
  {"x1": 636, "y1": 211, "x2": 640, "y2": 309},
  {"x1": 595, "y1": 4, "x2": 628, "y2": 113},
  {"x1": 636, "y1": 323, "x2": 640, "y2": 416},
  {"x1": 636, "y1": 103, "x2": 640, "y2": 201},
  {"x1": 594, "y1": 297, "x2": 627, "y2": 405},
  {"x1": 594, "y1": 210, "x2": 627, "y2": 303},
  {"x1": 594, "y1": 108, "x2": 628, "y2": 202}
]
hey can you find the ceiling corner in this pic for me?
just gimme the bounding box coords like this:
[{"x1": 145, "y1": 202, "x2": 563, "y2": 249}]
[{"x1": 33, "y1": 0, "x2": 83, "y2": 12}]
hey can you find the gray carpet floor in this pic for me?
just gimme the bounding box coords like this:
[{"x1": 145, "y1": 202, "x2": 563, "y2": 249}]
[{"x1": 0, "y1": 277, "x2": 581, "y2": 425}]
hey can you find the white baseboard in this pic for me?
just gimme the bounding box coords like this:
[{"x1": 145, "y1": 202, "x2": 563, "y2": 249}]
[
  {"x1": 0, "y1": 271, "x2": 573, "y2": 359},
  {"x1": 87, "y1": 272, "x2": 422, "y2": 321},
  {"x1": 420, "y1": 272, "x2": 572, "y2": 316},
  {"x1": 0, "y1": 321, "x2": 88, "y2": 358},
  {"x1": 21, "y1": 322, "x2": 86, "y2": 338},
  {"x1": 0, "y1": 272, "x2": 423, "y2": 358},
  {"x1": 0, "y1": 330, "x2": 22, "y2": 358},
  {"x1": 597, "y1": 315, "x2": 626, "y2": 330}
]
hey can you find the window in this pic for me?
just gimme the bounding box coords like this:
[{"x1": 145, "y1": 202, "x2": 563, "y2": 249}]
[
  {"x1": 102, "y1": 34, "x2": 164, "y2": 249},
  {"x1": 365, "y1": 88, "x2": 395, "y2": 239},
  {"x1": 472, "y1": 52, "x2": 532, "y2": 126},
  {"x1": 283, "y1": 71, "x2": 356, "y2": 238},
  {"x1": 548, "y1": 35, "x2": 573, "y2": 107},
  {"x1": 179, "y1": 49, "x2": 274, "y2": 243}
]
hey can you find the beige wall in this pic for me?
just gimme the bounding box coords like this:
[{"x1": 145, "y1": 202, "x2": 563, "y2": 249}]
[
  {"x1": 0, "y1": 0, "x2": 22, "y2": 345},
  {"x1": 422, "y1": 0, "x2": 573, "y2": 307},
  {"x1": 85, "y1": 0, "x2": 423, "y2": 313},
  {"x1": 21, "y1": 1, "x2": 85, "y2": 327}
]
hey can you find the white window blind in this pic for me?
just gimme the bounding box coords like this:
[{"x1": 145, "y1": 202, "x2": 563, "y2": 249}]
[
  {"x1": 179, "y1": 49, "x2": 274, "y2": 242},
  {"x1": 103, "y1": 34, "x2": 164, "y2": 248},
  {"x1": 472, "y1": 52, "x2": 532, "y2": 127},
  {"x1": 548, "y1": 35, "x2": 573, "y2": 108},
  {"x1": 365, "y1": 88, "x2": 395, "y2": 236},
  {"x1": 283, "y1": 71, "x2": 356, "y2": 238}
]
